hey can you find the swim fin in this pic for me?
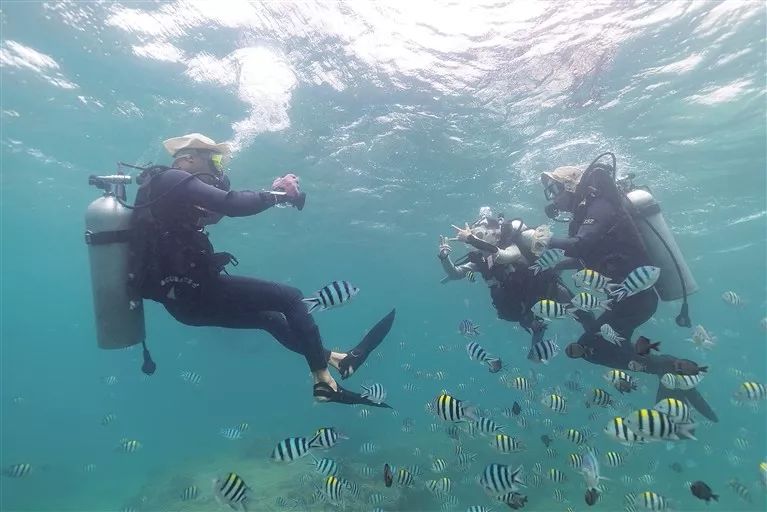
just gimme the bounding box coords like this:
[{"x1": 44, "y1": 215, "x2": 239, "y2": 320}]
[
  {"x1": 339, "y1": 308, "x2": 396, "y2": 379},
  {"x1": 655, "y1": 383, "x2": 718, "y2": 423},
  {"x1": 313, "y1": 382, "x2": 392, "y2": 408}
]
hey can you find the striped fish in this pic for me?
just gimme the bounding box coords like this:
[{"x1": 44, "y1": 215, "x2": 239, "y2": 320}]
[
  {"x1": 473, "y1": 417, "x2": 503, "y2": 435},
  {"x1": 303, "y1": 280, "x2": 359, "y2": 313},
  {"x1": 397, "y1": 467, "x2": 414, "y2": 486},
  {"x1": 531, "y1": 299, "x2": 573, "y2": 321},
  {"x1": 426, "y1": 477, "x2": 452, "y2": 496},
  {"x1": 548, "y1": 468, "x2": 567, "y2": 483},
  {"x1": 604, "y1": 369, "x2": 637, "y2": 390},
  {"x1": 180, "y1": 370, "x2": 202, "y2": 385},
  {"x1": 457, "y1": 452, "x2": 477, "y2": 466},
  {"x1": 600, "y1": 324, "x2": 625, "y2": 345},
  {"x1": 640, "y1": 491, "x2": 669, "y2": 510},
  {"x1": 467, "y1": 507, "x2": 492, "y2": 512},
  {"x1": 309, "y1": 427, "x2": 346, "y2": 449},
  {"x1": 434, "y1": 393, "x2": 476, "y2": 422},
  {"x1": 459, "y1": 319, "x2": 481, "y2": 338},
  {"x1": 343, "y1": 478, "x2": 360, "y2": 499},
  {"x1": 479, "y1": 463, "x2": 525, "y2": 494},
  {"x1": 511, "y1": 376, "x2": 533, "y2": 391},
  {"x1": 592, "y1": 388, "x2": 614, "y2": 407},
  {"x1": 572, "y1": 292, "x2": 612, "y2": 312},
  {"x1": 220, "y1": 427, "x2": 242, "y2": 440},
  {"x1": 529, "y1": 248, "x2": 566, "y2": 275},
  {"x1": 271, "y1": 437, "x2": 312, "y2": 461},
  {"x1": 660, "y1": 373, "x2": 703, "y2": 390},
  {"x1": 466, "y1": 341, "x2": 502, "y2": 372},
  {"x1": 180, "y1": 485, "x2": 199, "y2": 501},
  {"x1": 497, "y1": 492, "x2": 528, "y2": 508},
  {"x1": 432, "y1": 458, "x2": 448, "y2": 473},
  {"x1": 736, "y1": 381, "x2": 766, "y2": 401},
  {"x1": 360, "y1": 442, "x2": 379, "y2": 454},
  {"x1": 492, "y1": 434, "x2": 524, "y2": 453},
  {"x1": 213, "y1": 472, "x2": 249, "y2": 510},
  {"x1": 653, "y1": 398, "x2": 692, "y2": 424},
  {"x1": 322, "y1": 475, "x2": 344, "y2": 502},
  {"x1": 603, "y1": 417, "x2": 645, "y2": 445},
  {"x1": 721, "y1": 290, "x2": 744, "y2": 306},
  {"x1": 541, "y1": 393, "x2": 567, "y2": 413},
  {"x1": 310, "y1": 457, "x2": 339, "y2": 476},
  {"x1": 609, "y1": 266, "x2": 660, "y2": 302},
  {"x1": 528, "y1": 338, "x2": 559, "y2": 364},
  {"x1": 728, "y1": 480, "x2": 751, "y2": 503},
  {"x1": 361, "y1": 383, "x2": 387, "y2": 404},
  {"x1": 369, "y1": 493, "x2": 387, "y2": 505},
  {"x1": 604, "y1": 451, "x2": 626, "y2": 467},
  {"x1": 101, "y1": 413, "x2": 117, "y2": 426},
  {"x1": 623, "y1": 409, "x2": 697, "y2": 441},
  {"x1": 3, "y1": 463, "x2": 32, "y2": 478},
  {"x1": 569, "y1": 453, "x2": 584, "y2": 469},
  {"x1": 565, "y1": 428, "x2": 588, "y2": 445},
  {"x1": 116, "y1": 439, "x2": 141, "y2": 453},
  {"x1": 573, "y1": 268, "x2": 611, "y2": 291}
]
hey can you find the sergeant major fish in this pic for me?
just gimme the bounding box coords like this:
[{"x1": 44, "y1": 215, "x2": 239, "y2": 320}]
[
  {"x1": 529, "y1": 248, "x2": 566, "y2": 275},
  {"x1": 303, "y1": 280, "x2": 359, "y2": 313},
  {"x1": 466, "y1": 341, "x2": 502, "y2": 373},
  {"x1": 608, "y1": 266, "x2": 660, "y2": 302}
]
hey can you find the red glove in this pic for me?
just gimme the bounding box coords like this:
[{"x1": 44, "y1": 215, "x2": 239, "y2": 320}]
[{"x1": 272, "y1": 173, "x2": 300, "y2": 198}]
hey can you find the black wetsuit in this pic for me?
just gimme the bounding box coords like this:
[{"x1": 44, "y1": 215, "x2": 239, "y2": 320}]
[
  {"x1": 547, "y1": 176, "x2": 717, "y2": 421},
  {"x1": 133, "y1": 167, "x2": 328, "y2": 371},
  {"x1": 548, "y1": 194, "x2": 659, "y2": 365}
]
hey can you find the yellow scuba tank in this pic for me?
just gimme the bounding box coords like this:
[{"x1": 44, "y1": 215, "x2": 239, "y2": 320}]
[
  {"x1": 85, "y1": 175, "x2": 145, "y2": 350},
  {"x1": 626, "y1": 188, "x2": 698, "y2": 302}
]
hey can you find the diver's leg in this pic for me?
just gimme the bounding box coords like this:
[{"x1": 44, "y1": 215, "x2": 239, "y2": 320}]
[{"x1": 167, "y1": 274, "x2": 328, "y2": 373}]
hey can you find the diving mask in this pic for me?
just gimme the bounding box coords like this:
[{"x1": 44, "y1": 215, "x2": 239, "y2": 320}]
[
  {"x1": 544, "y1": 179, "x2": 564, "y2": 201},
  {"x1": 210, "y1": 153, "x2": 224, "y2": 173}
]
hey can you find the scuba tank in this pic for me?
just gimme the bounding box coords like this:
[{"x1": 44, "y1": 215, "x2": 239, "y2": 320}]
[
  {"x1": 85, "y1": 175, "x2": 145, "y2": 350},
  {"x1": 626, "y1": 187, "x2": 698, "y2": 302}
]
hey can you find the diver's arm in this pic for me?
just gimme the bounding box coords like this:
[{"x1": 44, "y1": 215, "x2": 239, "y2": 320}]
[
  {"x1": 464, "y1": 234, "x2": 499, "y2": 253},
  {"x1": 548, "y1": 199, "x2": 614, "y2": 258},
  {"x1": 441, "y1": 257, "x2": 477, "y2": 281},
  {"x1": 180, "y1": 171, "x2": 284, "y2": 217}
]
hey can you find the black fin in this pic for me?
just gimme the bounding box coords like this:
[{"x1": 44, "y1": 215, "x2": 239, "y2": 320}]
[{"x1": 339, "y1": 309, "x2": 396, "y2": 379}]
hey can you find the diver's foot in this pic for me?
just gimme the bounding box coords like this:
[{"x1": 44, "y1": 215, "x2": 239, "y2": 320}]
[
  {"x1": 312, "y1": 369, "x2": 338, "y2": 403},
  {"x1": 328, "y1": 351, "x2": 346, "y2": 372},
  {"x1": 313, "y1": 381, "x2": 392, "y2": 408},
  {"x1": 338, "y1": 309, "x2": 396, "y2": 380}
]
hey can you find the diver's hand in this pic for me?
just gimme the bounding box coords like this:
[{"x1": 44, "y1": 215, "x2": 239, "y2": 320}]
[
  {"x1": 438, "y1": 235, "x2": 452, "y2": 259},
  {"x1": 450, "y1": 223, "x2": 473, "y2": 242},
  {"x1": 272, "y1": 173, "x2": 300, "y2": 198}
]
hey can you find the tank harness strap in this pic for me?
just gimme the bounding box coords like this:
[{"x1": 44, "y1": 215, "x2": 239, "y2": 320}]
[{"x1": 84, "y1": 229, "x2": 132, "y2": 245}]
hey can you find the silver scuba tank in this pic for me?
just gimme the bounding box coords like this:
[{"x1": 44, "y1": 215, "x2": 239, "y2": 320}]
[
  {"x1": 85, "y1": 186, "x2": 145, "y2": 349},
  {"x1": 626, "y1": 188, "x2": 698, "y2": 301}
]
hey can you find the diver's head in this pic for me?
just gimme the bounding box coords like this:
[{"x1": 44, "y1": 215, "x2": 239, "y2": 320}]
[
  {"x1": 163, "y1": 133, "x2": 230, "y2": 178},
  {"x1": 541, "y1": 165, "x2": 584, "y2": 215},
  {"x1": 471, "y1": 222, "x2": 500, "y2": 246}
]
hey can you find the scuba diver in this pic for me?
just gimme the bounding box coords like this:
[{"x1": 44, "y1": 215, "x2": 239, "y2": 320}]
[
  {"x1": 85, "y1": 133, "x2": 394, "y2": 407},
  {"x1": 438, "y1": 211, "x2": 596, "y2": 351},
  {"x1": 533, "y1": 152, "x2": 717, "y2": 422}
]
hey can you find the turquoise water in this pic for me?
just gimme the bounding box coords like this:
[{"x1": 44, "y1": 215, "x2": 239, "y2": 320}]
[{"x1": 1, "y1": 1, "x2": 766, "y2": 511}]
